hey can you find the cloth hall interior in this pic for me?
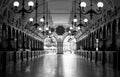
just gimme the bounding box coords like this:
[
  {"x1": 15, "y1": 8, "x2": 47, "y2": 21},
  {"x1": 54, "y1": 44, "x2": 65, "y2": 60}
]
[{"x1": 0, "y1": 0, "x2": 120, "y2": 77}]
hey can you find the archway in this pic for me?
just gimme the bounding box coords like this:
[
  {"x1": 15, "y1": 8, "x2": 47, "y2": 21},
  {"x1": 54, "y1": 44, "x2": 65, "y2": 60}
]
[
  {"x1": 63, "y1": 36, "x2": 77, "y2": 54},
  {"x1": 44, "y1": 36, "x2": 57, "y2": 53}
]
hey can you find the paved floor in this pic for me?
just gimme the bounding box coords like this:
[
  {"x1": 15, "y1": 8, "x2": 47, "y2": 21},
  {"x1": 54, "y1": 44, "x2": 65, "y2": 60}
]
[{"x1": 0, "y1": 54, "x2": 120, "y2": 77}]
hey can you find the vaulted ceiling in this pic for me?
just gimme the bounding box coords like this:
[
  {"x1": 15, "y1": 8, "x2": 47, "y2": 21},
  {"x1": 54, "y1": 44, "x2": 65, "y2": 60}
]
[
  {"x1": 0, "y1": 0, "x2": 120, "y2": 39},
  {"x1": 25, "y1": 0, "x2": 120, "y2": 27}
]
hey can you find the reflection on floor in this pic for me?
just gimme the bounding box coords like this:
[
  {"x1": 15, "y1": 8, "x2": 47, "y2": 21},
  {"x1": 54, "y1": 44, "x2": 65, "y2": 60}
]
[{"x1": 0, "y1": 54, "x2": 120, "y2": 77}]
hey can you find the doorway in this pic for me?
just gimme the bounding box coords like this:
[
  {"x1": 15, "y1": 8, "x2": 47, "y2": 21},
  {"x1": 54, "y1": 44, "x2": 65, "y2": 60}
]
[
  {"x1": 63, "y1": 36, "x2": 76, "y2": 54},
  {"x1": 44, "y1": 36, "x2": 57, "y2": 54}
]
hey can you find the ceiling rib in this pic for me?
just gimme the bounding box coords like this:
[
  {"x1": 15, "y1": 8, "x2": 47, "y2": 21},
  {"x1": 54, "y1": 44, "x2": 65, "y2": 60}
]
[{"x1": 102, "y1": 0, "x2": 114, "y2": 10}]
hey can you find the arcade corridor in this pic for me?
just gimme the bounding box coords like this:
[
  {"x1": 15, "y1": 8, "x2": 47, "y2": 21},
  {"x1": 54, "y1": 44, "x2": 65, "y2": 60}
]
[
  {"x1": 0, "y1": 54, "x2": 120, "y2": 77},
  {"x1": 0, "y1": 0, "x2": 120, "y2": 77}
]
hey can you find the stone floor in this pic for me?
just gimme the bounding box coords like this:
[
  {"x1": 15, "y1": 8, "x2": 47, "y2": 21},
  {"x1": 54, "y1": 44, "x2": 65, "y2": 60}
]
[{"x1": 0, "y1": 53, "x2": 120, "y2": 77}]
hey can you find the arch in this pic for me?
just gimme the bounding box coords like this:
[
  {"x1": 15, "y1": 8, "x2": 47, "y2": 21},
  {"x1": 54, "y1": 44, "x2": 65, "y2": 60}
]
[
  {"x1": 93, "y1": 32, "x2": 97, "y2": 49},
  {"x1": 8, "y1": 26, "x2": 11, "y2": 39},
  {"x1": 18, "y1": 31, "x2": 22, "y2": 48},
  {"x1": 99, "y1": 27, "x2": 103, "y2": 39},
  {"x1": 112, "y1": 19, "x2": 117, "y2": 35},
  {"x1": 11, "y1": 28, "x2": 15, "y2": 39},
  {"x1": 107, "y1": 23, "x2": 112, "y2": 36},
  {"x1": 44, "y1": 36, "x2": 57, "y2": 53},
  {"x1": 15, "y1": 30, "x2": 19, "y2": 50},
  {"x1": 91, "y1": 32, "x2": 94, "y2": 48},
  {"x1": 103, "y1": 25, "x2": 107, "y2": 38},
  {"x1": 90, "y1": 33, "x2": 93, "y2": 49},
  {"x1": 96, "y1": 29, "x2": 99, "y2": 39},
  {"x1": 118, "y1": 18, "x2": 120, "y2": 33},
  {"x1": 2, "y1": 23, "x2": 8, "y2": 39},
  {"x1": 63, "y1": 35, "x2": 76, "y2": 53}
]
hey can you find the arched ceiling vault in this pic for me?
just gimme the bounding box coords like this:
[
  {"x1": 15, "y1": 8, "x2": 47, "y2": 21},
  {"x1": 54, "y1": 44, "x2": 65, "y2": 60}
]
[
  {"x1": 3, "y1": 0, "x2": 119, "y2": 26},
  {"x1": 25, "y1": 0, "x2": 118, "y2": 27},
  {"x1": 1, "y1": 0, "x2": 120, "y2": 38}
]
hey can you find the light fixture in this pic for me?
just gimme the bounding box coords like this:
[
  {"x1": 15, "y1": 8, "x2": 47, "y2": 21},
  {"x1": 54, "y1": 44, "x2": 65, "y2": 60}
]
[
  {"x1": 77, "y1": 26, "x2": 81, "y2": 30},
  {"x1": 69, "y1": 31, "x2": 71, "y2": 34},
  {"x1": 80, "y1": 2, "x2": 87, "y2": 8},
  {"x1": 29, "y1": 0, "x2": 41, "y2": 29},
  {"x1": 49, "y1": 30, "x2": 51, "y2": 34},
  {"x1": 97, "y1": 2, "x2": 104, "y2": 8},
  {"x1": 29, "y1": 17, "x2": 34, "y2": 22},
  {"x1": 13, "y1": 1, "x2": 19, "y2": 7},
  {"x1": 79, "y1": 0, "x2": 104, "y2": 20},
  {"x1": 13, "y1": 0, "x2": 34, "y2": 18},
  {"x1": 46, "y1": 27, "x2": 49, "y2": 31},
  {"x1": 84, "y1": 18, "x2": 88, "y2": 23},
  {"x1": 28, "y1": 1, "x2": 34, "y2": 7},
  {"x1": 73, "y1": 18, "x2": 78, "y2": 23},
  {"x1": 73, "y1": 15, "x2": 78, "y2": 23},
  {"x1": 69, "y1": 0, "x2": 90, "y2": 35},
  {"x1": 28, "y1": 0, "x2": 51, "y2": 36},
  {"x1": 39, "y1": 0, "x2": 51, "y2": 35},
  {"x1": 40, "y1": 17, "x2": 45, "y2": 23},
  {"x1": 70, "y1": 26, "x2": 73, "y2": 30},
  {"x1": 38, "y1": 27, "x2": 42, "y2": 31}
]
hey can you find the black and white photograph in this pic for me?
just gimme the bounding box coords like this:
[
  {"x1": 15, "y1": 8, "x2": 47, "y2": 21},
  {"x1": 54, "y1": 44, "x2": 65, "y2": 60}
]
[{"x1": 0, "y1": 0, "x2": 120, "y2": 77}]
